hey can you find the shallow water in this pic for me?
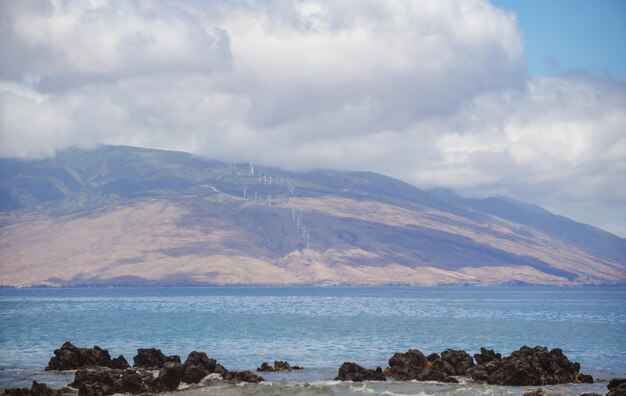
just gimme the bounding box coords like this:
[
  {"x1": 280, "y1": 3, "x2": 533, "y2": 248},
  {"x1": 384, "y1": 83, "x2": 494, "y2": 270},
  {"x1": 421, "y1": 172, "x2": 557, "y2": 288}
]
[{"x1": 0, "y1": 286, "x2": 624, "y2": 395}]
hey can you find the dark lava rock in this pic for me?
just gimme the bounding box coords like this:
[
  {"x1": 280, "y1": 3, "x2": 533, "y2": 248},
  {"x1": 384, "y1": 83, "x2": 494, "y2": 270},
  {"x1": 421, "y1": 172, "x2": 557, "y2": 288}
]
[
  {"x1": 133, "y1": 348, "x2": 180, "y2": 369},
  {"x1": 522, "y1": 389, "x2": 564, "y2": 396},
  {"x1": 473, "y1": 347, "x2": 502, "y2": 365},
  {"x1": 609, "y1": 378, "x2": 626, "y2": 388},
  {"x1": 274, "y1": 360, "x2": 292, "y2": 371},
  {"x1": 257, "y1": 360, "x2": 302, "y2": 372},
  {"x1": 70, "y1": 367, "x2": 157, "y2": 396},
  {"x1": 387, "y1": 349, "x2": 457, "y2": 383},
  {"x1": 46, "y1": 342, "x2": 128, "y2": 371},
  {"x1": 109, "y1": 356, "x2": 130, "y2": 370},
  {"x1": 334, "y1": 362, "x2": 386, "y2": 382},
  {"x1": 227, "y1": 371, "x2": 265, "y2": 383},
  {"x1": 387, "y1": 349, "x2": 427, "y2": 380},
  {"x1": 257, "y1": 362, "x2": 274, "y2": 372},
  {"x1": 2, "y1": 388, "x2": 30, "y2": 396},
  {"x1": 157, "y1": 361, "x2": 185, "y2": 390},
  {"x1": 70, "y1": 367, "x2": 119, "y2": 389},
  {"x1": 3, "y1": 381, "x2": 66, "y2": 396},
  {"x1": 607, "y1": 378, "x2": 626, "y2": 396},
  {"x1": 71, "y1": 367, "x2": 120, "y2": 396},
  {"x1": 468, "y1": 346, "x2": 593, "y2": 386},
  {"x1": 441, "y1": 349, "x2": 474, "y2": 376},
  {"x1": 181, "y1": 351, "x2": 218, "y2": 384}
]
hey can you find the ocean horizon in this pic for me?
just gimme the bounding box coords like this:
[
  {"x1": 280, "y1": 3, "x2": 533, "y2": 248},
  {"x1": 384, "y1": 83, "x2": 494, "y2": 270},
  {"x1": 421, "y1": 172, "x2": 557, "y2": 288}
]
[{"x1": 1, "y1": 285, "x2": 625, "y2": 395}]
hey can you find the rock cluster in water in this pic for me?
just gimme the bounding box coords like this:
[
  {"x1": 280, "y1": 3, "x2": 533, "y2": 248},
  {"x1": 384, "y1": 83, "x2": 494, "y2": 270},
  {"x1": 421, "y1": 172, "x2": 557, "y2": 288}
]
[
  {"x1": 334, "y1": 362, "x2": 386, "y2": 381},
  {"x1": 38, "y1": 342, "x2": 263, "y2": 396},
  {"x1": 4, "y1": 343, "x2": 623, "y2": 396},
  {"x1": 45, "y1": 342, "x2": 129, "y2": 371},
  {"x1": 335, "y1": 345, "x2": 595, "y2": 387},
  {"x1": 256, "y1": 360, "x2": 303, "y2": 372}
]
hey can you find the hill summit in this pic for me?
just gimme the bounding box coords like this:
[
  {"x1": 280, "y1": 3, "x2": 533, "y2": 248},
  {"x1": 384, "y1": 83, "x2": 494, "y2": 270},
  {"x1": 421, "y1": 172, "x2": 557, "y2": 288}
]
[{"x1": 1, "y1": 145, "x2": 624, "y2": 286}]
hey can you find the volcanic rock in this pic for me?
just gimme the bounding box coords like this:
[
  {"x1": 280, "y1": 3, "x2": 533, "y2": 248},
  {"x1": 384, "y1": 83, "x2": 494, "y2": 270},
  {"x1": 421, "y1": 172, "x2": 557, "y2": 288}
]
[
  {"x1": 473, "y1": 347, "x2": 502, "y2": 365},
  {"x1": 440, "y1": 349, "x2": 474, "y2": 375},
  {"x1": 157, "y1": 361, "x2": 185, "y2": 390},
  {"x1": 257, "y1": 362, "x2": 273, "y2": 372},
  {"x1": 181, "y1": 351, "x2": 218, "y2": 384},
  {"x1": 46, "y1": 342, "x2": 129, "y2": 371},
  {"x1": 468, "y1": 346, "x2": 593, "y2": 386},
  {"x1": 133, "y1": 348, "x2": 180, "y2": 369},
  {"x1": 257, "y1": 360, "x2": 302, "y2": 372},
  {"x1": 70, "y1": 367, "x2": 158, "y2": 396},
  {"x1": 2, "y1": 381, "x2": 67, "y2": 396},
  {"x1": 607, "y1": 378, "x2": 626, "y2": 396},
  {"x1": 334, "y1": 362, "x2": 386, "y2": 382},
  {"x1": 522, "y1": 389, "x2": 564, "y2": 396},
  {"x1": 226, "y1": 371, "x2": 265, "y2": 383},
  {"x1": 387, "y1": 349, "x2": 457, "y2": 383},
  {"x1": 274, "y1": 360, "x2": 291, "y2": 371}
]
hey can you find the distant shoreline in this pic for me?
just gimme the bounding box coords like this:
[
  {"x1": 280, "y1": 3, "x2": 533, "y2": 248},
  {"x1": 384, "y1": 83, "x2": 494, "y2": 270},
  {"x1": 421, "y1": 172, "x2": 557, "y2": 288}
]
[{"x1": 2, "y1": 283, "x2": 625, "y2": 289}]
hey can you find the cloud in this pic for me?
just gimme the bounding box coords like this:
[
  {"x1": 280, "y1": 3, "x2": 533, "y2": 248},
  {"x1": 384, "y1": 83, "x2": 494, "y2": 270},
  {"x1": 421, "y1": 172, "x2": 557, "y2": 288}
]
[{"x1": 0, "y1": 0, "x2": 625, "y2": 236}]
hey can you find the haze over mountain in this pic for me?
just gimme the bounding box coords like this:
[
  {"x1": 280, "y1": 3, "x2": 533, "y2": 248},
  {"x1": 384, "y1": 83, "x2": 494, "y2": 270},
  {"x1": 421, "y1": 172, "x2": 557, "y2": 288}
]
[{"x1": 0, "y1": 145, "x2": 624, "y2": 287}]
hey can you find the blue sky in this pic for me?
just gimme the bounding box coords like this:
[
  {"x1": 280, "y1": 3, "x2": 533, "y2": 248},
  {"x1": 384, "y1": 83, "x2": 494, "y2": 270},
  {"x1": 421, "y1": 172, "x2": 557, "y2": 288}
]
[{"x1": 493, "y1": 0, "x2": 626, "y2": 76}]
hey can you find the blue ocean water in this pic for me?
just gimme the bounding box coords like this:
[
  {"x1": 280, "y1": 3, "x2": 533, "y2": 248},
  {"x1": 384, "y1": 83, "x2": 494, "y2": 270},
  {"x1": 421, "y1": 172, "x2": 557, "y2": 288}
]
[{"x1": 0, "y1": 286, "x2": 625, "y2": 395}]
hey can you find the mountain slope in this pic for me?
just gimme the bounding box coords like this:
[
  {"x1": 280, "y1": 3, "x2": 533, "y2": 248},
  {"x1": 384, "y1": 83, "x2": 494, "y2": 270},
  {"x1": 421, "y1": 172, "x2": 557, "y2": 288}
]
[{"x1": 0, "y1": 145, "x2": 624, "y2": 286}]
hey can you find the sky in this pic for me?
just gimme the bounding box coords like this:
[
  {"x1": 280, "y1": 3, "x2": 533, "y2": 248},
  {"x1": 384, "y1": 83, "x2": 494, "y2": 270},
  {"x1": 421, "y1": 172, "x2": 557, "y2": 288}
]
[{"x1": 0, "y1": 0, "x2": 625, "y2": 237}]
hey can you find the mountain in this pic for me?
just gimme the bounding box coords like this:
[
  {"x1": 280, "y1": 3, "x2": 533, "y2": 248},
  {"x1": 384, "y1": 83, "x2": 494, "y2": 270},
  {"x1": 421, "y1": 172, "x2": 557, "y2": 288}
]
[{"x1": 0, "y1": 145, "x2": 624, "y2": 287}]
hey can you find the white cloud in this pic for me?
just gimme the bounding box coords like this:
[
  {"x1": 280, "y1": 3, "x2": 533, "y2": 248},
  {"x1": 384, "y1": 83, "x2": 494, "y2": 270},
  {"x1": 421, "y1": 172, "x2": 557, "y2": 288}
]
[{"x1": 0, "y1": 0, "x2": 625, "y2": 236}]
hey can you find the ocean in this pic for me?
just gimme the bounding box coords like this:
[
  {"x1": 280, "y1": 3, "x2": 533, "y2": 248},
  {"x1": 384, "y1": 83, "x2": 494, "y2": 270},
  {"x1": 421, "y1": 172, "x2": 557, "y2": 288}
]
[{"x1": 0, "y1": 286, "x2": 624, "y2": 395}]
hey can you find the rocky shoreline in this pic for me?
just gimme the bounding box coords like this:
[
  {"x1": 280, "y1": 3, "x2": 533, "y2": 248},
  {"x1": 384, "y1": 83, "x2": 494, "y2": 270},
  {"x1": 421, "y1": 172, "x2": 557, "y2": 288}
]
[{"x1": 2, "y1": 342, "x2": 624, "y2": 396}]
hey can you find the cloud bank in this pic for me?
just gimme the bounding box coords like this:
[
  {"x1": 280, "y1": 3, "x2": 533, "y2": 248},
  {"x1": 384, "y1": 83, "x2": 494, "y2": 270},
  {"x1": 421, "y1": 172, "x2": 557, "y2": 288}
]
[{"x1": 1, "y1": 0, "x2": 625, "y2": 236}]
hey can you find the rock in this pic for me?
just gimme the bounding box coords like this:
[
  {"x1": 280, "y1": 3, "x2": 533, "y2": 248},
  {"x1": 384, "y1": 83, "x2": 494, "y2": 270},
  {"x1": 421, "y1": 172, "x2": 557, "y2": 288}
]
[
  {"x1": 608, "y1": 378, "x2": 626, "y2": 389},
  {"x1": 468, "y1": 346, "x2": 593, "y2": 386},
  {"x1": 579, "y1": 374, "x2": 594, "y2": 383},
  {"x1": 473, "y1": 348, "x2": 502, "y2": 365},
  {"x1": 256, "y1": 362, "x2": 274, "y2": 372},
  {"x1": 70, "y1": 367, "x2": 157, "y2": 396},
  {"x1": 227, "y1": 371, "x2": 265, "y2": 383},
  {"x1": 76, "y1": 381, "x2": 113, "y2": 396},
  {"x1": 522, "y1": 389, "x2": 565, "y2": 396},
  {"x1": 387, "y1": 349, "x2": 428, "y2": 380},
  {"x1": 118, "y1": 370, "x2": 144, "y2": 394},
  {"x1": 214, "y1": 363, "x2": 230, "y2": 378},
  {"x1": 3, "y1": 381, "x2": 65, "y2": 396},
  {"x1": 274, "y1": 360, "x2": 292, "y2": 371},
  {"x1": 31, "y1": 381, "x2": 64, "y2": 396},
  {"x1": 71, "y1": 367, "x2": 120, "y2": 390},
  {"x1": 109, "y1": 355, "x2": 130, "y2": 370},
  {"x1": 386, "y1": 349, "x2": 457, "y2": 383},
  {"x1": 257, "y1": 360, "x2": 301, "y2": 372},
  {"x1": 578, "y1": 393, "x2": 603, "y2": 396},
  {"x1": 157, "y1": 361, "x2": 184, "y2": 391},
  {"x1": 608, "y1": 386, "x2": 626, "y2": 396},
  {"x1": 334, "y1": 362, "x2": 386, "y2": 382},
  {"x1": 440, "y1": 349, "x2": 474, "y2": 375},
  {"x1": 46, "y1": 342, "x2": 128, "y2": 371},
  {"x1": 2, "y1": 388, "x2": 30, "y2": 396},
  {"x1": 607, "y1": 378, "x2": 626, "y2": 396},
  {"x1": 133, "y1": 348, "x2": 180, "y2": 369},
  {"x1": 181, "y1": 351, "x2": 217, "y2": 384},
  {"x1": 71, "y1": 367, "x2": 120, "y2": 396}
]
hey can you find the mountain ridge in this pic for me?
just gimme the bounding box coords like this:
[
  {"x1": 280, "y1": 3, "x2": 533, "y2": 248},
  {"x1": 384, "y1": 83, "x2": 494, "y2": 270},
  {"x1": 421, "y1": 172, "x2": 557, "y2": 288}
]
[{"x1": 0, "y1": 145, "x2": 624, "y2": 287}]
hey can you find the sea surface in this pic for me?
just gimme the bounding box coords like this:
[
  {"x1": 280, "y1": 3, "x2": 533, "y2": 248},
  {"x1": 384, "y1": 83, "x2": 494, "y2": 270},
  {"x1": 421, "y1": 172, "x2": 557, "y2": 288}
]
[{"x1": 0, "y1": 286, "x2": 624, "y2": 395}]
